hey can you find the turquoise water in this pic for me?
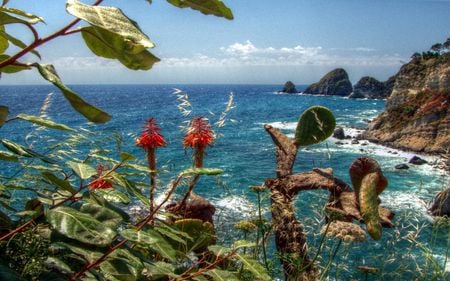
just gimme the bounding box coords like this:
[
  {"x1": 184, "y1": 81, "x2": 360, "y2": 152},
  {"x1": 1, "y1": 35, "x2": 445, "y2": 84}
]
[{"x1": 1, "y1": 84, "x2": 448, "y2": 280}]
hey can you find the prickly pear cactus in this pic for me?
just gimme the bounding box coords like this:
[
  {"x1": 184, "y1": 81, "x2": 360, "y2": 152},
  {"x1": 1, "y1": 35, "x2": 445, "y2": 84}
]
[
  {"x1": 359, "y1": 172, "x2": 382, "y2": 240},
  {"x1": 295, "y1": 106, "x2": 336, "y2": 146},
  {"x1": 349, "y1": 158, "x2": 388, "y2": 240}
]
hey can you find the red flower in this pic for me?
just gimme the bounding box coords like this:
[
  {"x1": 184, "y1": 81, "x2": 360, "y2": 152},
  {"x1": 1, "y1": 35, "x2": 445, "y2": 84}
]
[
  {"x1": 89, "y1": 179, "x2": 113, "y2": 190},
  {"x1": 136, "y1": 118, "x2": 166, "y2": 150},
  {"x1": 183, "y1": 117, "x2": 214, "y2": 149},
  {"x1": 89, "y1": 164, "x2": 113, "y2": 190}
]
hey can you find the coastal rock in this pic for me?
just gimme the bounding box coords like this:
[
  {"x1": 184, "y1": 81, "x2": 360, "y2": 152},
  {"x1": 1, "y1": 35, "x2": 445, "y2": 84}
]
[
  {"x1": 363, "y1": 52, "x2": 450, "y2": 153},
  {"x1": 429, "y1": 187, "x2": 450, "y2": 217},
  {"x1": 395, "y1": 164, "x2": 409, "y2": 170},
  {"x1": 349, "y1": 76, "x2": 390, "y2": 99},
  {"x1": 333, "y1": 127, "x2": 346, "y2": 139},
  {"x1": 409, "y1": 156, "x2": 428, "y2": 165},
  {"x1": 280, "y1": 81, "x2": 298, "y2": 93},
  {"x1": 304, "y1": 68, "x2": 353, "y2": 96},
  {"x1": 351, "y1": 140, "x2": 360, "y2": 144}
]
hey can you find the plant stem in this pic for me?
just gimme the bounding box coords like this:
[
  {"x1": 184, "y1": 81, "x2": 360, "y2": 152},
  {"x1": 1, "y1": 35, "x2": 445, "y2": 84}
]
[
  {"x1": 147, "y1": 148, "x2": 156, "y2": 214},
  {"x1": 178, "y1": 146, "x2": 204, "y2": 208},
  {"x1": 68, "y1": 173, "x2": 184, "y2": 281},
  {"x1": 0, "y1": 0, "x2": 105, "y2": 69},
  {"x1": 0, "y1": 160, "x2": 123, "y2": 242}
]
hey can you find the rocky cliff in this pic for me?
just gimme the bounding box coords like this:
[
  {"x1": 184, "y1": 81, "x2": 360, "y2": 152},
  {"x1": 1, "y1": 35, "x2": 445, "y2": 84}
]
[
  {"x1": 349, "y1": 76, "x2": 395, "y2": 99},
  {"x1": 363, "y1": 53, "x2": 450, "y2": 154},
  {"x1": 304, "y1": 68, "x2": 353, "y2": 96}
]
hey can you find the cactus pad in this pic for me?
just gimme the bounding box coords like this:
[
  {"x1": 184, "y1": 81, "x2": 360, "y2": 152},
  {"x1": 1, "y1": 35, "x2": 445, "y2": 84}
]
[
  {"x1": 295, "y1": 106, "x2": 336, "y2": 146},
  {"x1": 359, "y1": 172, "x2": 382, "y2": 240}
]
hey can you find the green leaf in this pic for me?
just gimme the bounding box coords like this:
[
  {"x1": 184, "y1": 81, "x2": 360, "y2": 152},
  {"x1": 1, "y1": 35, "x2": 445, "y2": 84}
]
[
  {"x1": 0, "y1": 54, "x2": 30, "y2": 73},
  {"x1": 166, "y1": 0, "x2": 233, "y2": 20},
  {"x1": 41, "y1": 171, "x2": 76, "y2": 194},
  {"x1": 205, "y1": 269, "x2": 240, "y2": 281},
  {"x1": 121, "y1": 228, "x2": 177, "y2": 262},
  {"x1": 67, "y1": 161, "x2": 97, "y2": 180},
  {"x1": 0, "y1": 138, "x2": 32, "y2": 157},
  {"x1": 207, "y1": 245, "x2": 231, "y2": 257},
  {"x1": 80, "y1": 202, "x2": 123, "y2": 229},
  {"x1": 155, "y1": 225, "x2": 191, "y2": 245},
  {"x1": 145, "y1": 262, "x2": 180, "y2": 279},
  {"x1": 81, "y1": 26, "x2": 159, "y2": 70},
  {"x1": 0, "y1": 263, "x2": 26, "y2": 281},
  {"x1": 85, "y1": 192, "x2": 130, "y2": 222},
  {"x1": 0, "y1": 28, "x2": 40, "y2": 59},
  {"x1": 181, "y1": 167, "x2": 223, "y2": 176},
  {"x1": 235, "y1": 254, "x2": 271, "y2": 281},
  {"x1": 233, "y1": 240, "x2": 256, "y2": 250},
  {"x1": 100, "y1": 249, "x2": 143, "y2": 281},
  {"x1": 38, "y1": 189, "x2": 77, "y2": 206},
  {"x1": 55, "y1": 242, "x2": 103, "y2": 263},
  {"x1": 121, "y1": 228, "x2": 159, "y2": 244},
  {"x1": 93, "y1": 188, "x2": 130, "y2": 204},
  {"x1": 16, "y1": 113, "x2": 74, "y2": 131},
  {"x1": 46, "y1": 206, "x2": 116, "y2": 246},
  {"x1": 0, "y1": 150, "x2": 17, "y2": 161},
  {"x1": 174, "y1": 218, "x2": 216, "y2": 252},
  {"x1": 111, "y1": 174, "x2": 149, "y2": 206},
  {"x1": 120, "y1": 152, "x2": 135, "y2": 162},
  {"x1": 192, "y1": 276, "x2": 209, "y2": 281},
  {"x1": 66, "y1": 0, "x2": 155, "y2": 50},
  {"x1": 0, "y1": 26, "x2": 8, "y2": 53},
  {"x1": 45, "y1": 256, "x2": 73, "y2": 274},
  {"x1": 0, "y1": 139, "x2": 57, "y2": 163},
  {"x1": 0, "y1": 7, "x2": 44, "y2": 23},
  {"x1": 295, "y1": 105, "x2": 336, "y2": 146},
  {"x1": 34, "y1": 63, "x2": 111, "y2": 123},
  {"x1": 0, "y1": 105, "x2": 8, "y2": 127}
]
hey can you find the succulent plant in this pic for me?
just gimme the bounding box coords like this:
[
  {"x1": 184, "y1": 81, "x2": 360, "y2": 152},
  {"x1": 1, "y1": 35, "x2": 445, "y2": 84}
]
[
  {"x1": 295, "y1": 106, "x2": 336, "y2": 146},
  {"x1": 349, "y1": 158, "x2": 388, "y2": 240}
]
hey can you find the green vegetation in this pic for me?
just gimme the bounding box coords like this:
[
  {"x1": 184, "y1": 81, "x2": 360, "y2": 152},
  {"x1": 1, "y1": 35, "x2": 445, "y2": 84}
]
[
  {"x1": 411, "y1": 38, "x2": 450, "y2": 61},
  {"x1": 0, "y1": 1, "x2": 448, "y2": 281}
]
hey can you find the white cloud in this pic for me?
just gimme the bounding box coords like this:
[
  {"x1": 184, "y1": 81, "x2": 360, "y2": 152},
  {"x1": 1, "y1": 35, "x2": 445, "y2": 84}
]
[{"x1": 158, "y1": 40, "x2": 404, "y2": 68}]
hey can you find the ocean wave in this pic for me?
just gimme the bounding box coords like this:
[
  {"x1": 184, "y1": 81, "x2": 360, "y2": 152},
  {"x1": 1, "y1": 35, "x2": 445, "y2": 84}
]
[{"x1": 213, "y1": 195, "x2": 255, "y2": 216}]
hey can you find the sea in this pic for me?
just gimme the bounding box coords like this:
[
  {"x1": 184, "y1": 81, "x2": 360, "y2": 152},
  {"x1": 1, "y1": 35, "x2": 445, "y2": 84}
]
[{"x1": 0, "y1": 84, "x2": 448, "y2": 280}]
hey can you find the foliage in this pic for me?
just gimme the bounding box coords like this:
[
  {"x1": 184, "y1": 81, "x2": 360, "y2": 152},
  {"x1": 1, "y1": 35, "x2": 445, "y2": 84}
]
[{"x1": 0, "y1": 1, "x2": 271, "y2": 281}]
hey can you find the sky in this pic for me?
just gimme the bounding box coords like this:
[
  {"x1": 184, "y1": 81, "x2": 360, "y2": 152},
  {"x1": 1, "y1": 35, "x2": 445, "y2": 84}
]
[{"x1": 1, "y1": 0, "x2": 450, "y2": 85}]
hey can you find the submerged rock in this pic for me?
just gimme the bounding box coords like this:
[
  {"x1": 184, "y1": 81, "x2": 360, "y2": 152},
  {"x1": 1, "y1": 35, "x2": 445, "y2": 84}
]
[
  {"x1": 279, "y1": 81, "x2": 298, "y2": 93},
  {"x1": 429, "y1": 187, "x2": 450, "y2": 217},
  {"x1": 333, "y1": 127, "x2": 346, "y2": 139},
  {"x1": 304, "y1": 68, "x2": 353, "y2": 96},
  {"x1": 395, "y1": 163, "x2": 409, "y2": 170},
  {"x1": 409, "y1": 156, "x2": 428, "y2": 165}
]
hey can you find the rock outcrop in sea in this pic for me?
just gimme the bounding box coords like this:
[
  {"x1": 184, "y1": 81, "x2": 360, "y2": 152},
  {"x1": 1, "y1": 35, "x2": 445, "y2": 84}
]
[
  {"x1": 349, "y1": 76, "x2": 395, "y2": 99},
  {"x1": 363, "y1": 52, "x2": 450, "y2": 153},
  {"x1": 304, "y1": 68, "x2": 352, "y2": 96},
  {"x1": 279, "y1": 81, "x2": 298, "y2": 93}
]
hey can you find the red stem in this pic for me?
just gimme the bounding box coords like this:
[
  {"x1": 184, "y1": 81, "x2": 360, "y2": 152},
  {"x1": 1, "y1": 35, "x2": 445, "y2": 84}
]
[
  {"x1": 68, "y1": 174, "x2": 184, "y2": 281},
  {"x1": 0, "y1": 160, "x2": 124, "y2": 242},
  {"x1": 0, "y1": 0, "x2": 105, "y2": 69}
]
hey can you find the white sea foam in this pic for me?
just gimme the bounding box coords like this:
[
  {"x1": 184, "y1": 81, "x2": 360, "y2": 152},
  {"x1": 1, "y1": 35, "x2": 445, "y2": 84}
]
[
  {"x1": 264, "y1": 121, "x2": 297, "y2": 130},
  {"x1": 213, "y1": 195, "x2": 255, "y2": 216}
]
